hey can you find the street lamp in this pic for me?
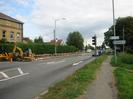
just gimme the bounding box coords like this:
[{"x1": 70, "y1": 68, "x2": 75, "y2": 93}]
[{"x1": 54, "y1": 18, "x2": 66, "y2": 55}]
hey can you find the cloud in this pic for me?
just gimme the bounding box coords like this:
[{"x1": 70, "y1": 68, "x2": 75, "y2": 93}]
[
  {"x1": 27, "y1": 0, "x2": 114, "y2": 45},
  {"x1": 1, "y1": 0, "x2": 133, "y2": 46}
]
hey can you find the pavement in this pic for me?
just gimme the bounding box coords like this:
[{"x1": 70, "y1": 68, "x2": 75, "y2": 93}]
[
  {"x1": 82, "y1": 56, "x2": 118, "y2": 99},
  {"x1": 0, "y1": 53, "x2": 94, "y2": 99}
]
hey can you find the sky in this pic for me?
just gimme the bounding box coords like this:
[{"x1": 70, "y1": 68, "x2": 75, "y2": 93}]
[{"x1": 0, "y1": 0, "x2": 133, "y2": 46}]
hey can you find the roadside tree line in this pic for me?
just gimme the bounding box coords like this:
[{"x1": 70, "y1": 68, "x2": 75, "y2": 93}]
[
  {"x1": 104, "y1": 16, "x2": 133, "y2": 53},
  {"x1": 0, "y1": 31, "x2": 84, "y2": 54}
]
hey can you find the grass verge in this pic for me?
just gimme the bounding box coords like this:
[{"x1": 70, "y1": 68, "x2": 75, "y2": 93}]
[
  {"x1": 40, "y1": 54, "x2": 107, "y2": 99},
  {"x1": 111, "y1": 53, "x2": 133, "y2": 99}
]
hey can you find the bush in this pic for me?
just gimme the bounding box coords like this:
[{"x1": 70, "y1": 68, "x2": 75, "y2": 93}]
[
  {"x1": 111, "y1": 53, "x2": 133, "y2": 70},
  {"x1": 0, "y1": 43, "x2": 79, "y2": 54},
  {"x1": 126, "y1": 48, "x2": 133, "y2": 54},
  {"x1": 120, "y1": 53, "x2": 133, "y2": 64}
]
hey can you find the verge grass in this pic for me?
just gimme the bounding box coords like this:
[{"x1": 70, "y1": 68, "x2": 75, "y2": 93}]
[{"x1": 111, "y1": 53, "x2": 133, "y2": 99}]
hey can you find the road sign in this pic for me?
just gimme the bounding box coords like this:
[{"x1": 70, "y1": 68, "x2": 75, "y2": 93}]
[
  {"x1": 113, "y1": 40, "x2": 126, "y2": 45},
  {"x1": 110, "y1": 36, "x2": 119, "y2": 40}
]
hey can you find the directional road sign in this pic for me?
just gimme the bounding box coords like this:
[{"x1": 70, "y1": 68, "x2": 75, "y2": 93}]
[
  {"x1": 110, "y1": 36, "x2": 119, "y2": 40},
  {"x1": 113, "y1": 40, "x2": 126, "y2": 45}
]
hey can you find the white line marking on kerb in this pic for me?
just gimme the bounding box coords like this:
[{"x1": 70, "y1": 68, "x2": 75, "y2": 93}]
[
  {"x1": 73, "y1": 61, "x2": 83, "y2": 66},
  {"x1": 40, "y1": 90, "x2": 48, "y2": 96},
  {"x1": 0, "y1": 73, "x2": 29, "y2": 82}
]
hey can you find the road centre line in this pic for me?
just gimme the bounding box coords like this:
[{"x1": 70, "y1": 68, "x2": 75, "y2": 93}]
[
  {"x1": 47, "y1": 60, "x2": 65, "y2": 64},
  {"x1": 55, "y1": 60, "x2": 65, "y2": 64},
  {"x1": 73, "y1": 61, "x2": 83, "y2": 66},
  {"x1": 47, "y1": 61, "x2": 55, "y2": 64}
]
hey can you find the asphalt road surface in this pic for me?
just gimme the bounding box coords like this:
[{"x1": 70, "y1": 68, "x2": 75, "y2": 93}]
[{"x1": 0, "y1": 53, "x2": 94, "y2": 99}]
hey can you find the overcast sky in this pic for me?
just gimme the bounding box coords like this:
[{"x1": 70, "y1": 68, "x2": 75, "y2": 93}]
[{"x1": 0, "y1": 0, "x2": 133, "y2": 46}]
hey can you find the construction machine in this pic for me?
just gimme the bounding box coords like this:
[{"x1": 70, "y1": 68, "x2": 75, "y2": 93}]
[
  {"x1": 12, "y1": 43, "x2": 35, "y2": 61},
  {"x1": 0, "y1": 42, "x2": 35, "y2": 62}
]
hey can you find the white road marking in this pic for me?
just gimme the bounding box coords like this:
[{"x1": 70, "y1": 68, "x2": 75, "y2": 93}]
[
  {"x1": 55, "y1": 60, "x2": 65, "y2": 64},
  {"x1": 1, "y1": 67, "x2": 19, "y2": 72},
  {"x1": 35, "y1": 90, "x2": 48, "y2": 99},
  {"x1": 40, "y1": 90, "x2": 48, "y2": 96},
  {"x1": 47, "y1": 60, "x2": 65, "y2": 64},
  {"x1": 0, "y1": 73, "x2": 29, "y2": 82},
  {"x1": 18, "y1": 68, "x2": 24, "y2": 75},
  {"x1": 0, "y1": 67, "x2": 29, "y2": 82},
  {"x1": 73, "y1": 61, "x2": 83, "y2": 66},
  {"x1": 0, "y1": 72, "x2": 9, "y2": 79},
  {"x1": 47, "y1": 61, "x2": 55, "y2": 64}
]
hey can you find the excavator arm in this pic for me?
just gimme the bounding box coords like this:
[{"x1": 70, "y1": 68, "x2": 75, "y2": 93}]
[{"x1": 13, "y1": 43, "x2": 24, "y2": 58}]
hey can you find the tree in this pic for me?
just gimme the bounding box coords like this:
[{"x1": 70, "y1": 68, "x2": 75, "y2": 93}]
[
  {"x1": 104, "y1": 16, "x2": 133, "y2": 52},
  {"x1": 34, "y1": 36, "x2": 44, "y2": 43},
  {"x1": 101, "y1": 42, "x2": 106, "y2": 49},
  {"x1": 66, "y1": 31, "x2": 84, "y2": 50}
]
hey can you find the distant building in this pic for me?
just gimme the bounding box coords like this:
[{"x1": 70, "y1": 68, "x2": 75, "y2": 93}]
[
  {"x1": 50, "y1": 39, "x2": 64, "y2": 46},
  {"x1": 0, "y1": 12, "x2": 23, "y2": 42},
  {"x1": 23, "y1": 37, "x2": 32, "y2": 44}
]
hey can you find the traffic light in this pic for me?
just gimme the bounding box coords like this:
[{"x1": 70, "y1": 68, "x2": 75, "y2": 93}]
[{"x1": 92, "y1": 36, "x2": 96, "y2": 45}]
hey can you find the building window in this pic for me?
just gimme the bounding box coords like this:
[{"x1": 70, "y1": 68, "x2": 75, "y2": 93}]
[
  {"x1": 2, "y1": 31, "x2": 6, "y2": 38},
  {"x1": 10, "y1": 32, "x2": 14, "y2": 39},
  {"x1": 19, "y1": 24, "x2": 22, "y2": 29},
  {"x1": 17, "y1": 32, "x2": 20, "y2": 38}
]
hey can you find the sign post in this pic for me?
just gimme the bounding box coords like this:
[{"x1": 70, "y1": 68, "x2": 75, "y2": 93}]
[{"x1": 110, "y1": 36, "x2": 120, "y2": 63}]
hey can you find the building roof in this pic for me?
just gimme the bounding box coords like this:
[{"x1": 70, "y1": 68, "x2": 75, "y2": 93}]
[
  {"x1": 0, "y1": 12, "x2": 23, "y2": 24},
  {"x1": 50, "y1": 39, "x2": 63, "y2": 45}
]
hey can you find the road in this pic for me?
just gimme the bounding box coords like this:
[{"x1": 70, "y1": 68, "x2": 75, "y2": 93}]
[{"x1": 0, "y1": 53, "x2": 94, "y2": 99}]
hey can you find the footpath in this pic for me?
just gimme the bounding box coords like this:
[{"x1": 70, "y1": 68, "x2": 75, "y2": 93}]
[{"x1": 80, "y1": 56, "x2": 117, "y2": 99}]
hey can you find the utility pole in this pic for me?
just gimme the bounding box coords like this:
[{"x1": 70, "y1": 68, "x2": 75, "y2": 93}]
[
  {"x1": 123, "y1": 26, "x2": 125, "y2": 53},
  {"x1": 112, "y1": 0, "x2": 117, "y2": 63}
]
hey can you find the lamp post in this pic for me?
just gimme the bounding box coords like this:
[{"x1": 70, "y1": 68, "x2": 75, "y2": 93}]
[
  {"x1": 54, "y1": 18, "x2": 66, "y2": 55},
  {"x1": 112, "y1": 0, "x2": 117, "y2": 63}
]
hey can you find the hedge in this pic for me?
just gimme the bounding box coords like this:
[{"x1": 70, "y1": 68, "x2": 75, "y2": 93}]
[{"x1": 0, "y1": 43, "x2": 79, "y2": 54}]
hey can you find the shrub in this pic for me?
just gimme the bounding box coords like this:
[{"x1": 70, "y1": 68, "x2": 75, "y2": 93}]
[
  {"x1": 120, "y1": 53, "x2": 133, "y2": 64},
  {"x1": 0, "y1": 43, "x2": 79, "y2": 54}
]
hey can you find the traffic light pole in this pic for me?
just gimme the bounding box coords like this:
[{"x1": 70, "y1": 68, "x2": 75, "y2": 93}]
[
  {"x1": 92, "y1": 35, "x2": 97, "y2": 56},
  {"x1": 95, "y1": 42, "x2": 96, "y2": 56}
]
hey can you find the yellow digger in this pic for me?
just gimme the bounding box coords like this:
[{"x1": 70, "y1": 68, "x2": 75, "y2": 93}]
[
  {"x1": 12, "y1": 43, "x2": 35, "y2": 61},
  {"x1": 0, "y1": 43, "x2": 35, "y2": 62}
]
